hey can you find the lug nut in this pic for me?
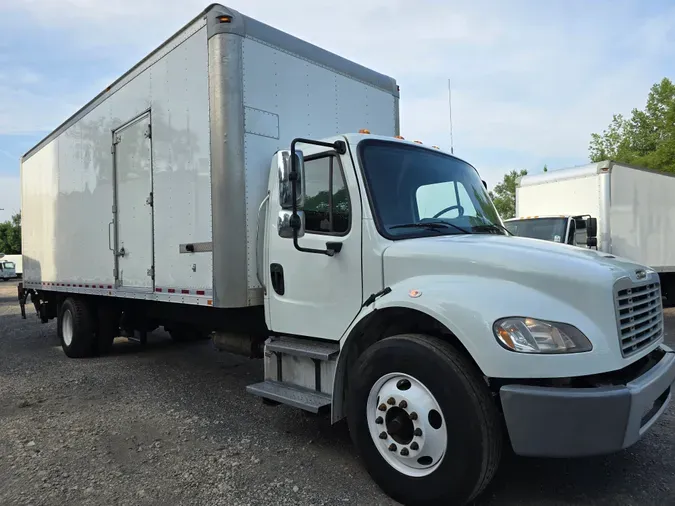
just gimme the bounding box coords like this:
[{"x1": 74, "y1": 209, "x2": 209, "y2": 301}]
[
  {"x1": 388, "y1": 443, "x2": 397, "y2": 452},
  {"x1": 378, "y1": 403, "x2": 387, "y2": 411},
  {"x1": 375, "y1": 416, "x2": 383, "y2": 424},
  {"x1": 414, "y1": 428, "x2": 422, "y2": 437},
  {"x1": 379, "y1": 432, "x2": 387, "y2": 440},
  {"x1": 399, "y1": 400, "x2": 408, "y2": 409},
  {"x1": 400, "y1": 448, "x2": 409, "y2": 456},
  {"x1": 409, "y1": 412, "x2": 418, "y2": 420},
  {"x1": 410, "y1": 442, "x2": 419, "y2": 450},
  {"x1": 387, "y1": 397, "x2": 396, "y2": 405}
]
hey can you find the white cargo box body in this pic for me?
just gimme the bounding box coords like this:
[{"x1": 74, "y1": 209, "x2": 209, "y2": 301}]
[
  {"x1": 20, "y1": 4, "x2": 399, "y2": 309},
  {"x1": 516, "y1": 161, "x2": 675, "y2": 272}
]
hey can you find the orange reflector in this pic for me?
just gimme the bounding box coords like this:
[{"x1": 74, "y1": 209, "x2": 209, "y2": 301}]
[
  {"x1": 408, "y1": 289, "x2": 422, "y2": 298},
  {"x1": 395, "y1": 135, "x2": 405, "y2": 139},
  {"x1": 207, "y1": 299, "x2": 213, "y2": 306},
  {"x1": 359, "y1": 129, "x2": 371, "y2": 134},
  {"x1": 431, "y1": 145, "x2": 440, "y2": 149},
  {"x1": 218, "y1": 15, "x2": 232, "y2": 23},
  {"x1": 413, "y1": 140, "x2": 423, "y2": 144}
]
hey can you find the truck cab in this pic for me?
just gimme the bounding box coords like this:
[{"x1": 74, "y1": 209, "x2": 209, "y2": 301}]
[
  {"x1": 0, "y1": 258, "x2": 17, "y2": 281},
  {"x1": 504, "y1": 214, "x2": 598, "y2": 248},
  {"x1": 248, "y1": 131, "x2": 675, "y2": 505}
]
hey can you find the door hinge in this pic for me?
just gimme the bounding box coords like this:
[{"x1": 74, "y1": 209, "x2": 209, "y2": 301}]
[
  {"x1": 147, "y1": 266, "x2": 155, "y2": 279},
  {"x1": 146, "y1": 192, "x2": 153, "y2": 207},
  {"x1": 113, "y1": 267, "x2": 118, "y2": 279},
  {"x1": 144, "y1": 125, "x2": 152, "y2": 139}
]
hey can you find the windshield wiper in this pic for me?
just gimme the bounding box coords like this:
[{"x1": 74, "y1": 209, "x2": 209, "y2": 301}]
[
  {"x1": 390, "y1": 221, "x2": 472, "y2": 234},
  {"x1": 472, "y1": 221, "x2": 514, "y2": 236}
]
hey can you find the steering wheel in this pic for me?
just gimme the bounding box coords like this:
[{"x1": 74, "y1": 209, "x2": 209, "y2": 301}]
[{"x1": 432, "y1": 205, "x2": 464, "y2": 219}]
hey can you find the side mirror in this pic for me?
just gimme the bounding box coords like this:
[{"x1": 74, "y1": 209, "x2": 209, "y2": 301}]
[
  {"x1": 278, "y1": 210, "x2": 305, "y2": 238},
  {"x1": 587, "y1": 236, "x2": 598, "y2": 248},
  {"x1": 585, "y1": 217, "x2": 597, "y2": 238},
  {"x1": 278, "y1": 149, "x2": 305, "y2": 210},
  {"x1": 482, "y1": 180, "x2": 488, "y2": 190}
]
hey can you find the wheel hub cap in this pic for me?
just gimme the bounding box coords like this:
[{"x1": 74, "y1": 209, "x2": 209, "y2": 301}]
[{"x1": 367, "y1": 372, "x2": 447, "y2": 477}]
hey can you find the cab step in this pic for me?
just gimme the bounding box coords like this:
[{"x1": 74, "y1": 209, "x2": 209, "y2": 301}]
[
  {"x1": 246, "y1": 380, "x2": 331, "y2": 413},
  {"x1": 266, "y1": 336, "x2": 339, "y2": 360}
]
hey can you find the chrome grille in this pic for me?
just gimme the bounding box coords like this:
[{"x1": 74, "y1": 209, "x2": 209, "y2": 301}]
[{"x1": 615, "y1": 281, "x2": 663, "y2": 357}]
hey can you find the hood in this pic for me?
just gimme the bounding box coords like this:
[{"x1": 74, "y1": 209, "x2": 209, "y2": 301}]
[{"x1": 382, "y1": 234, "x2": 653, "y2": 295}]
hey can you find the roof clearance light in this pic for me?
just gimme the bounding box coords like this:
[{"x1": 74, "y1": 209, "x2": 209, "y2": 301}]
[
  {"x1": 218, "y1": 15, "x2": 232, "y2": 23},
  {"x1": 431, "y1": 145, "x2": 440, "y2": 149},
  {"x1": 413, "y1": 140, "x2": 423, "y2": 144},
  {"x1": 359, "y1": 129, "x2": 371, "y2": 134},
  {"x1": 394, "y1": 135, "x2": 405, "y2": 139}
]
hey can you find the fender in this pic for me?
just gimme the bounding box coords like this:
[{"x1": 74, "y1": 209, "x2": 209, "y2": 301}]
[{"x1": 331, "y1": 274, "x2": 622, "y2": 423}]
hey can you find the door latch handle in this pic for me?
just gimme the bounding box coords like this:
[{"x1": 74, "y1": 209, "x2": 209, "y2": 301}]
[
  {"x1": 117, "y1": 247, "x2": 126, "y2": 257},
  {"x1": 326, "y1": 242, "x2": 343, "y2": 256}
]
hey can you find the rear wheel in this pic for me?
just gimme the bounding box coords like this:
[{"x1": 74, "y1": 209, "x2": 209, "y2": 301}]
[
  {"x1": 347, "y1": 334, "x2": 502, "y2": 506},
  {"x1": 58, "y1": 297, "x2": 96, "y2": 358}
]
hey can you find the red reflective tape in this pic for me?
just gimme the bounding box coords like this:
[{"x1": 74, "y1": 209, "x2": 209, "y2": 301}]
[
  {"x1": 156, "y1": 288, "x2": 162, "y2": 292},
  {"x1": 99, "y1": 285, "x2": 104, "y2": 289},
  {"x1": 168, "y1": 288, "x2": 175, "y2": 293},
  {"x1": 181, "y1": 289, "x2": 190, "y2": 294},
  {"x1": 107, "y1": 285, "x2": 112, "y2": 289},
  {"x1": 196, "y1": 290, "x2": 205, "y2": 295}
]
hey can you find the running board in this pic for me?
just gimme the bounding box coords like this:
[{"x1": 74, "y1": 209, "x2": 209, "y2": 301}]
[
  {"x1": 265, "y1": 336, "x2": 339, "y2": 360},
  {"x1": 246, "y1": 380, "x2": 331, "y2": 413}
]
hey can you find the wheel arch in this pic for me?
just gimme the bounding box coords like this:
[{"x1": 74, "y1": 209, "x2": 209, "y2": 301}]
[{"x1": 331, "y1": 305, "x2": 483, "y2": 423}]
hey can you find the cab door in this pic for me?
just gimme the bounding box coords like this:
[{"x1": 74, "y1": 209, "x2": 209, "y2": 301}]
[{"x1": 265, "y1": 143, "x2": 363, "y2": 341}]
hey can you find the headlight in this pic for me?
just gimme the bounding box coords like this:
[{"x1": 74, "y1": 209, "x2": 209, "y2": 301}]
[{"x1": 493, "y1": 317, "x2": 592, "y2": 354}]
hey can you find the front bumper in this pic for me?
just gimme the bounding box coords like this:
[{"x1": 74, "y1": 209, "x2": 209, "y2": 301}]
[{"x1": 500, "y1": 345, "x2": 675, "y2": 457}]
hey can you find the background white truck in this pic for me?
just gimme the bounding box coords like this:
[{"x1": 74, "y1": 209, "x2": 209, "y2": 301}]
[
  {"x1": 506, "y1": 160, "x2": 675, "y2": 304},
  {"x1": 17, "y1": 5, "x2": 675, "y2": 506},
  {"x1": 0, "y1": 253, "x2": 19, "y2": 280}
]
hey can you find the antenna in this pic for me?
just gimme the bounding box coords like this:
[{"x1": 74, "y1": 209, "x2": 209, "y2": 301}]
[{"x1": 447, "y1": 79, "x2": 454, "y2": 154}]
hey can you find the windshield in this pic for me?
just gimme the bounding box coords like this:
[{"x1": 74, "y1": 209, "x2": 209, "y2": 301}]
[
  {"x1": 358, "y1": 140, "x2": 504, "y2": 239},
  {"x1": 504, "y1": 218, "x2": 568, "y2": 243},
  {"x1": 3, "y1": 261, "x2": 14, "y2": 269}
]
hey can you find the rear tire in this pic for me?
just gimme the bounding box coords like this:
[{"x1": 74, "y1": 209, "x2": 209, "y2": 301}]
[
  {"x1": 347, "y1": 334, "x2": 502, "y2": 506},
  {"x1": 58, "y1": 297, "x2": 96, "y2": 358}
]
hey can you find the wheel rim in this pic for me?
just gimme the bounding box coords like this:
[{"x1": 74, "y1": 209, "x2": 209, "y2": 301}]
[
  {"x1": 366, "y1": 372, "x2": 447, "y2": 477},
  {"x1": 62, "y1": 309, "x2": 74, "y2": 347}
]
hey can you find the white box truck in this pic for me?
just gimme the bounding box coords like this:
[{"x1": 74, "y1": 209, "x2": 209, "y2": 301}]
[
  {"x1": 0, "y1": 253, "x2": 19, "y2": 280},
  {"x1": 17, "y1": 6, "x2": 675, "y2": 505},
  {"x1": 506, "y1": 160, "x2": 675, "y2": 304}
]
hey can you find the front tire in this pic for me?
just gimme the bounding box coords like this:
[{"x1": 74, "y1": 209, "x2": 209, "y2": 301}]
[
  {"x1": 58, "y1": 297, "x2": 96, "y2": 358},
  {"x1": 347, "y1": 334, "x2": 502, "y2": 506}
]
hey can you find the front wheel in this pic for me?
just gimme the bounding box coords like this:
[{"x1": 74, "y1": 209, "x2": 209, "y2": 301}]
[{"x1": 347, "y1": 334, "x2": 502, "y2": 506}]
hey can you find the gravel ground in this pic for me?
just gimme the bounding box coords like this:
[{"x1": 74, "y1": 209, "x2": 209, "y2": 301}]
[{"x1": 0, "y1": 280, "x2": 673, "y2": 506}]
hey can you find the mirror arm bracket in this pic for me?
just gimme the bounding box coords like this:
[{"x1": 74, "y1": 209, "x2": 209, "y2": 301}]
[{"x1": 289, "y1": 138, "x2": 346, "y2": 256}]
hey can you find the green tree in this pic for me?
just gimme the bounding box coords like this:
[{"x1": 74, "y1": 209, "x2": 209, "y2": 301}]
[
  {"x1": 543, "y1": 164, "x2": 548, "y2": 172},
  {"x1": 0, "y1": 212, "x2": 21, "y2": 254},
  {"x1": 589, "y1": 77, "x2": 675, "y2": 172},
  {"x1": 489, "y1": 169, "x2": 527, "y2": 219}
]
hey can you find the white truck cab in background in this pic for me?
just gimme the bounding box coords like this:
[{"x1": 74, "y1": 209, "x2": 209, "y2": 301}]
[
  {"x1": 0, "y1": 254, "x2": 17, "y2": 280},
  {"x1": 16, "y1": 5, "x2": 675, "y2": 506}
]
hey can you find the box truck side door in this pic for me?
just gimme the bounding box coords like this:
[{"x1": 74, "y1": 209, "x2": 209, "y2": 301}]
[
  {"x1": 112, "y1": 112, "x2": 155, "y2": 291},
  {"x1": 265, "y1": 147, "x2": 363, "y2": 341}
]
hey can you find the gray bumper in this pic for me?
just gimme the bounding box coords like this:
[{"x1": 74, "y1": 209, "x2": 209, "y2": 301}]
[{"x1": 500, "y1": 345, "x2": 675, "y2": 458}]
